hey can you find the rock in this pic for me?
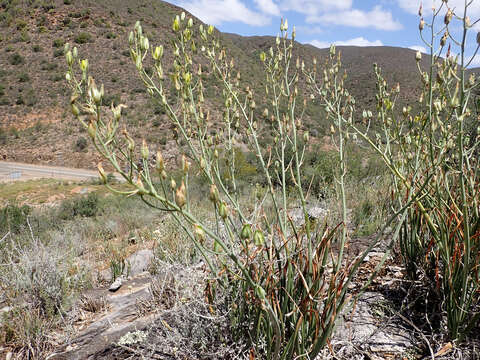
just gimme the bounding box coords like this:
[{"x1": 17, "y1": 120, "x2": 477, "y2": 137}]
[
  {"x1": 334, "y1": 292, "x2": 413, "y2": 355},
  {"x1": 289, "y1": 204, "x2": 328, "y2": 226},
  {"x1": 125, "y1": 249, "x2": 155, "y2": 277},
  {"x1": 109, "y1": 277, "x2": 123, "y2": 292}
]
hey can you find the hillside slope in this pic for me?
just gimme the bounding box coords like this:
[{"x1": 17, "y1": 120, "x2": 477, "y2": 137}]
[{"x1": 0, "y1": 0, "x2": 436, "y2": 169}]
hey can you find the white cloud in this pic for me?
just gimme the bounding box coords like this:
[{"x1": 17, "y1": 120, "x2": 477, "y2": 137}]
[
  {"x1": 280, "y1": 0, "x2": 352, "y2": 14},
  {"x1": 254, "y1": 0, "x2": 280, "y2": 16},
  {"x1": 307, "y1": 6, "x2": 402, "y2": 31},
  {"x1": 176, "y1": 0, "x2": 270, "y2": 26},
  {"x1": 409, "y1": 45, "x2": 427, "y2": 53},
  {"x1": 397, "y1": 0, "x2": 480, "y2": 17},
  {"x1": 310, "y1": 37, "x2": 383, "y2": 48}
]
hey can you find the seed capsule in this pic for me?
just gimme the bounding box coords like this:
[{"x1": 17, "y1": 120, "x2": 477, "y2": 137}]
[
  {"x1": 175, "y1": 181, "x2": 186, "y2": 208},
  {"x1": 209, "y1": 184, "x2": 219, "y2": 203},
  {"x1": 253, "y1": 230, "x2": 265, "y2": 246},
  {"x1": 218, "y1": 202, "x2": 228, "y2": 219},
  {"x1": 240, "y1": 224, "x2": 252, "y2": 240}
]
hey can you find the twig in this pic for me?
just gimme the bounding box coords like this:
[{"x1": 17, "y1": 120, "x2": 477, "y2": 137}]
[
  {"x1": 397, "y1": 312, "x2": 435, "y2": 360},
  {"x1": 0, "y1": 231, "x2": 10, "y2": 244}
]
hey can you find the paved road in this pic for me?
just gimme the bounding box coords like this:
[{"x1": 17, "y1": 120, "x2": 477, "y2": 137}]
[{"x1": 0, "y1": 161, "x2": 101, "y2": 182}]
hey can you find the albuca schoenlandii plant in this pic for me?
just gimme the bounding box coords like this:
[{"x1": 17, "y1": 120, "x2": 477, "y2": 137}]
[
  {"x1": 64, "y1": 14, "x2": 381, "y2": 359},
  {"x1": 305, "y1": 0, "x2": 480, "y2": 342}
]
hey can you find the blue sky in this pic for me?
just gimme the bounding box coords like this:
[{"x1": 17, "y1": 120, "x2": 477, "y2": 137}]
[{"x1": 166, "y1": 0, "x2": 480, "y2": 66}]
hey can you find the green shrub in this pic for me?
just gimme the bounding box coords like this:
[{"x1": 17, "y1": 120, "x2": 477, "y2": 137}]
[
  {"x1": 18, "y1": 72, "x2": 29, "y2": 82},
  {"x1": 74, "y1": 32, "x2": 92, "y2": 44},
  {"x1": 74, "y1": 136, "x2": 87, "y2": 151},
  {"x1": 58, "y1": 193, "x2": 100, "y2": 220},
  {"x1": 52, "y1": 38, "x2": 65, "y2": 48},
  {"x1": 0, "y1": 127, "x2": 7, "y2": 145},
  {"x1": 0, "y1": 204, "x2": 32, "y2": 234},
  {"x1": 32, "y1": 44, "x2": 43, "y2": 52},
  {"x1": 9, "y1": 52, "x2": 24, "y2": 65},
  {"x1": 53, "y1": 48, "x2": 63, "y2": 57}
]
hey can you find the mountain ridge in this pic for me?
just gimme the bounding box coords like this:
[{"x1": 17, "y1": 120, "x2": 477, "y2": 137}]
[{"x1": 0, "y1": 0, "x2": 458, "y2": 169}]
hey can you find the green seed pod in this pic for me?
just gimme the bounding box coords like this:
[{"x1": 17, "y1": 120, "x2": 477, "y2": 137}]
[
  {"x1": 213, "y1": 240, "x2": 222, "y2": 252},
  {"x1": 88, "y1": 122, "x2": 96, "y2": 139},
  {"x1": 218, "y1": 202, "x2": 228, "y2": 219},
  {"x1": 253, "y1": 230, "x2": 265, "y2": 246},
  {"x1": 240, "y1": 224, "x2": 252, "y2": 240},
  {"x1": 194, "y1": 224, "x2": 205, "y2": 242},
  {"x1": 255, "y1": 285, "x2": 266, "y2": 300},
  {"x1": 71, "y1": 103, "x2": 80, "y2": 116}
]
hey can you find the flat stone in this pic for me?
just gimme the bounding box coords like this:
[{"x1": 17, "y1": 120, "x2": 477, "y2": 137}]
[
  {"x1": 125, "y1": 249, "x2": 155, "y2": 277},
  {"x1": 334, "y1": 292, "x2": 413, "y2": 355},
  {"x1": 109, "y1": 277, "x2": 123, "y2": 292}
]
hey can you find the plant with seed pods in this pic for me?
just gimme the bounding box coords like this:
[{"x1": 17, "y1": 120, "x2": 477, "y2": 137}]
[
  {"x1": 305, "y1": 1, "x2": 480, "y2": 342},
  {"x1": 65, "y1": 14, "x2": 384, "y2": 359}
]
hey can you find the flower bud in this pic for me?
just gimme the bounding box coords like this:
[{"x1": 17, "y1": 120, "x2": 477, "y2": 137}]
[
  {"x1": 97, "y1": 162, "x2": 107, "y2": 183},
  {"x1": 194, "y1": 224, "x2": 205, "y2": 242},
  {"x1": 187, "y1": 18, "x2": 193, "y2": 28},
  {"x1": 65, "y1": 51, "x2": 73, "y2": 66},
  {"x1": 88, "y1": 121, "x2": 96, "y2": 139},
  {"x1": 128, "y1": 31, "x2": 134, "y2": 45},
  {"x1": 218, "y1": 201, "x2": 228, "y2": 219},
  {"x1": 141, "y1": 139, "x2": 149, "y2": 160},
  {"x1": 209, "y1": 184, "x2": 219, "y2": 203},
  {"x1": 153, "y1": 45, "x2": 163, "y2": 60},
  {"x1": 253, "y1": 230, "x2": 265, "y2": 246},
  {"x1": 136, "y1": 177, "x2": 147, "y2": 195},
  {"x1": 444, "y1": 9, "x2": 452, "y2": 25},
  {"x1": 140, "y1": 36, "x2": 149, "y2": 50},
  {"x1": 173, "y1": 16, "x2": 180, "y2": 32},
  {"x1": 416, "y1": 51, "x2": 422, "y2": 62},
  {"x1": 419, "y1": 18, "x2": 425, "y2": 31},
  {"x1": 208, "y1": 25, "x2": 214, "y2": 35},
  {"x1": 175, "y1": 181, "x2": 186, "y2": 208},
  {"x1": 181, "y1": 154, "x2": 190, "y2": 173},
  {"x1": 156, "y1": 150, "x2": 164, "y2": 172},
  {"x1": 259, "y1": 51, "x2": 266, "y2": 62},
  {"x1": 170, "y1": 178, "x2": 176, "y2": 190},
  {"x1": 240, "y1": 224, "x2": 252, "y2": 240},
  {"x1": 181, "y1": 12, "x2": 186, "y2": 21},
  {"x1": 80, "y1": 59, "x2": 89, "y2": 72},
  {"x1": 71, "y1": 103, "x2": 80, "y2": 116}
]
